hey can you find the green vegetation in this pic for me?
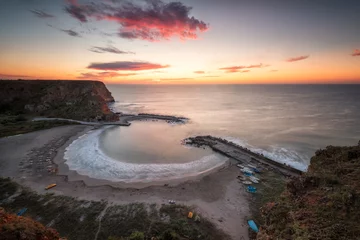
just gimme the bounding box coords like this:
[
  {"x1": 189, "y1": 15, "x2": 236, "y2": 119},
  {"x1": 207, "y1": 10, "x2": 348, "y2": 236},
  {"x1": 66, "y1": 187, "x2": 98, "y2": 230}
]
[
  {"x1": 0, "y1": 80, "x2": 117, "y2": 122},
  {"x1": 257, "y1": 143, "x2": 360, "y2": 240},
  {"x1": 0, "y1": 114, "x2": 76, "y2": 138},
  {"x1": 0, "y1": 178, "x2": 229, "y2": 240}
]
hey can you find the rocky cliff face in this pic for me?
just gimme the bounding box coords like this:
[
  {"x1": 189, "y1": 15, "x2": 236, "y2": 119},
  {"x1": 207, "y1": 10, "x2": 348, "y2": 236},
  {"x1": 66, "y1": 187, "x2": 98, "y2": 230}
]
[
  {"x1": 257, "y1": 141, "x2": 360, "y2": 240},
  {"x1": 0, "y1": 80, "x2": 117, "y2": 121}
]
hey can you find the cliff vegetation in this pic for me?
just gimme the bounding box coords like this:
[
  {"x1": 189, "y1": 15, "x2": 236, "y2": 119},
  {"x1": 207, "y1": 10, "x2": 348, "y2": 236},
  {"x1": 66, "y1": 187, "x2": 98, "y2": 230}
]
[{"x1": 257, "y1": 141, "x2": 360, "y2": 240}]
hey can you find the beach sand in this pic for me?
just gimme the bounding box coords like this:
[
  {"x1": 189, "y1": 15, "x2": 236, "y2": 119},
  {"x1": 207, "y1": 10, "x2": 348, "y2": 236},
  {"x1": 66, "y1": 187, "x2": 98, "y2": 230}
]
[{"x1": 0, "y1": 125, "x2": 251, "y2": 239}]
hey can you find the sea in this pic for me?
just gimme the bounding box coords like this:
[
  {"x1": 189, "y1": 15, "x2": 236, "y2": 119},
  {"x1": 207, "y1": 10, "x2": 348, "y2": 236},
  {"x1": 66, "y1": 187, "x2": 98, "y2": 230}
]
[{"x1": 64, "y1": 84, "x2": 360, "y2": 183}]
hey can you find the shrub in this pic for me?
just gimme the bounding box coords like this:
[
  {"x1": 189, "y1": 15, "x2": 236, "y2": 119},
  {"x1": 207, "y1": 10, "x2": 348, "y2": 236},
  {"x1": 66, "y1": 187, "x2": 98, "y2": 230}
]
[{"x1": 129, "y1": 231, "x2": 144, "y2": 240}]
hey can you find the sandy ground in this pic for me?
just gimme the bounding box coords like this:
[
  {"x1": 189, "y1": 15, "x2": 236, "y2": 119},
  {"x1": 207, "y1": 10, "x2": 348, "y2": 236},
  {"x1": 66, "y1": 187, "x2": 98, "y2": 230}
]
[{"x1": 0, "y1": 125, "x2": 251, "y2": 240}]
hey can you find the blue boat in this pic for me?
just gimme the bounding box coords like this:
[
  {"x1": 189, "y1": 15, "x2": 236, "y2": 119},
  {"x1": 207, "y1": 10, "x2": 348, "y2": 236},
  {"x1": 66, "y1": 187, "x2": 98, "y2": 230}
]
[
  {"x1": 248, "y1": 220, "x2": 259, "y2": 232},
  {"x1": 17, "y1": 208, "x2": 27, "y2": 216},
  {"x1": 247, "y1": 186, "x2": 257, "y2": 193}
]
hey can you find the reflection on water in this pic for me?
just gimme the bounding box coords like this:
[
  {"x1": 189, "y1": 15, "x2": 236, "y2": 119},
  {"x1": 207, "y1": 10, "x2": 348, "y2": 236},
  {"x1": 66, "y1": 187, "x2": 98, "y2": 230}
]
[
  {"x1": 108, "y1": 84, "x2": 360, "y2": 168},
  {"x1": 64, "y1": 122, "x2": 228, "y2": 183},
  {"x1": 100, "y1": 121, "x2": 210, "y2": 164}
]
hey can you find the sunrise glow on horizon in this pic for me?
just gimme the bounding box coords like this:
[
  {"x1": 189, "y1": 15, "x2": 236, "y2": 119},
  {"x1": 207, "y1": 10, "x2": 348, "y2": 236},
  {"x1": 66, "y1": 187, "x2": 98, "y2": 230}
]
[{"x1": 1, "y1": 0, "x2": 360, "y2": 84}]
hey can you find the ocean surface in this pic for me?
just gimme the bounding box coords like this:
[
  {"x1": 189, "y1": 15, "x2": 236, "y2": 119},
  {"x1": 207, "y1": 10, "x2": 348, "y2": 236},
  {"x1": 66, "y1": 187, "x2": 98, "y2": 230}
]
[{"x1": 64, "y1": 84, "x2": 360, "y2": 182}]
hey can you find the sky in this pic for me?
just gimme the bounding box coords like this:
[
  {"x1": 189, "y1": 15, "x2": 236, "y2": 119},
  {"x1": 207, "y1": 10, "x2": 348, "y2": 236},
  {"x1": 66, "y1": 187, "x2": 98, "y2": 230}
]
[{"x1": 0, "y1": 0, "x2": 359, "y2": 84}]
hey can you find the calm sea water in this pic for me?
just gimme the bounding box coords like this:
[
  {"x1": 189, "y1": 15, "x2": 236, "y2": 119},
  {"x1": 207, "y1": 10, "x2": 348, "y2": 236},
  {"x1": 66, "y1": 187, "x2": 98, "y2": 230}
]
[{"x1": 106, "y1": 84, "x2": 360, "y2": 171}]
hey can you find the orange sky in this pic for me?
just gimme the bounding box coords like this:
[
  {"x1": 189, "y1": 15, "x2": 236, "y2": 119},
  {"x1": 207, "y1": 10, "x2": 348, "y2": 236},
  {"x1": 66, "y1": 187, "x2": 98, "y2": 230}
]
[{"x1": 0, "y1": 0, "x2": 360, "y2": 84}]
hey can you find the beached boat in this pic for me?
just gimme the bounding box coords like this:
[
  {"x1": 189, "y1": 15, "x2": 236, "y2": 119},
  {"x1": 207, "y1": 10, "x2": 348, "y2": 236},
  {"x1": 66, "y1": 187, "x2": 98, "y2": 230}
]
[
  {"x1": 45, "y1": 183, "x2": 56, "y2": 190},
  {"x1": 242, "y1": 181, "x2": 252, "y2": 185},
  {"x1": 249, "y1": 176, "x2": 259, "y2": 183},
  {"x1": 237, "y1": 164, "x2": 245, "y2": 168}
]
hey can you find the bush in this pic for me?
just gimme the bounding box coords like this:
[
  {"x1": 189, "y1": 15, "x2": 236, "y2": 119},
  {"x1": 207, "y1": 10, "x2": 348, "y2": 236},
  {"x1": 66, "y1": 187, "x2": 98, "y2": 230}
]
[
  {"x1": 14, "y1": 115, "x2": 27, "y2": 122},
  {"x1": 129, "y1": 231, "x2": 144, "y2": 240},
  {"x1": 161, "y1": 229, "x2": 179, "y2": 240}
]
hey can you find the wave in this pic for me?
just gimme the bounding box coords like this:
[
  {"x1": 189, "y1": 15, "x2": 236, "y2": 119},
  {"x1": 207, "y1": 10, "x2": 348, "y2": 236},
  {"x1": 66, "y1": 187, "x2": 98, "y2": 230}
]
[
  {"x1": 223, "y1": 137, "x2": 308, "y2": 171},
  {"x1": 64, "y1": 128, "x2": 228, "y2": 183}
]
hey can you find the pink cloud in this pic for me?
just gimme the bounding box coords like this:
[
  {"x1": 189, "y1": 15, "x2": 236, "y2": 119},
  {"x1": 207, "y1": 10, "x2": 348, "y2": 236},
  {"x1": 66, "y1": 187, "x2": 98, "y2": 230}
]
[
  {"x1": 77, "y1": 72, "x2": 136, "y2": 80},
  {"x1": 65, "y1": 0, "x2": 209, "y2": 42},
  {"x1": 286, "y1": 55, "x2": 309, "y2": 62},
  {"x1": 194, "y1": 71, "x2": 205, "y2": 74},
  {"x1": 351, "y1": 49, "x2": 360, "y2": 56},
  {"x1": 219, "y1": 63, "x2": 266, "y2": 73},
  {"x1": 87, "y1": 61, "x2": 170, "y2": 71}
]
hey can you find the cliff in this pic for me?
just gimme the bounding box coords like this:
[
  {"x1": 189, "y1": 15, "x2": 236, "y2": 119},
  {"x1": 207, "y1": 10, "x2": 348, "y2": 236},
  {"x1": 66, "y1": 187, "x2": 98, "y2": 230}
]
[
  {"x1": 0, "y1": 80, "x2": 117, "y2": 121},
  {"x1": 257, "y1": 141, "x2": 360, "y2": 240}
]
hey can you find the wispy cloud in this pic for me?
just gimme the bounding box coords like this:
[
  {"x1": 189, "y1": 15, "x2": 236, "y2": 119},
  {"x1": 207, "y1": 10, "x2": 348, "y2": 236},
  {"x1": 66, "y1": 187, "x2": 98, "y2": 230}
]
[
  {"x1": 30, "y1": 9, "x2": 54, "y2": 18},
  {"x1": 89, "y1": 46, "x2": 135, "y2": 54},
  {"x1": 351, "y1": 49, "x2": 360, "y2": 56},
  {"x1": 77, "y1": 71, "x2": 136, "y2": 80},
  {"x1": 159, "y1": 77, "x2": 194, "y2": 81},
  {"x1": 0, "y1": 73, "x2": 31, "y2": 79},
  {"x1": 219, "y1": 63, "x2": 267, "y2": 73},
  {"x1": 61, "y1": 29, "x2": 81, "y2": 37},
  {"x1": 65, "y1": 0, "x2": 209, "y2": 41},
  {"x1": 286, "y1": 55, "x2": 309, "y2": 62},
  {"x1": 269, "y1": 70, "x2": 278, "y2": 72},
  {"x1": 87, "y1": 61, "x2": 170, "y2": 71},
  {"x1": 194, "y1": 71, "x2": 205, "y2": 74}
]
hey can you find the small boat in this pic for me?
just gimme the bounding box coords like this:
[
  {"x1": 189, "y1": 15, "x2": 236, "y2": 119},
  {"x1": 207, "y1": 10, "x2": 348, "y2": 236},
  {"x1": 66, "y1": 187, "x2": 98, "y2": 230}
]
[
  {"x1": 243, "y1": 172, "x2": 252, "y2": 177},
  {"x1": 250, "y1": 176, "x2": 260, "y2": 181},
  {"x1": 248, "y1": 220, "x2": 259, "y2": 232},
  {"x1": 249, "y1": 177, "x2": 259, "y2": 184},
  {"x1": 45, "y1": 184, "x2": 57, "y2": 190},
  {"x1": 248, "y1": 164, "x2": 257, "y2": 169},
  {"x1": 242, "y1": 181, "x2": 252, "y2": 185},
  {"x1": 247, "y1": 186, "x2": 257, "y2": 193},
  {"x1": 237, "y1": 164, "x2": 245, "y2": 168},
  {"x1": 17, "y1": 208, "x2": 27, "y2": 216}
]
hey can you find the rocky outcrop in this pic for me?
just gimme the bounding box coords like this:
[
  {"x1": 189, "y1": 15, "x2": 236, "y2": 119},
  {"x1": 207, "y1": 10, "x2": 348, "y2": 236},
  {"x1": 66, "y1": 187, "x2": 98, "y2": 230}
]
[
  {"x1": 258, "y1": 142, "x2": 360, "y2": 240},
  {"x1": 0, "y1": 80, "x2": 117, "y2": 121}
]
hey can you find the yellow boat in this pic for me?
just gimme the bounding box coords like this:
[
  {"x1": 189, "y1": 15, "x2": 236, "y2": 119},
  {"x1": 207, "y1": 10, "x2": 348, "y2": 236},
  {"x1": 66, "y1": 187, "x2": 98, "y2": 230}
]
[{"x1": 45, "y1": 184, "x2": 57, "y2": 190}]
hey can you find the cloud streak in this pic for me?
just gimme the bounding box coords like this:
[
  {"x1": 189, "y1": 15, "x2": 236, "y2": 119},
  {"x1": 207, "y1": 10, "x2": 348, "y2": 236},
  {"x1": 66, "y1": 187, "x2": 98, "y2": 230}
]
[
  {"x1": 351, "y1": 49, "x2": 360, "y2": 56},
  {"x1": 89, "y1": 46, "x2": 135, "y2": 54},
  {"x1": 87, "y1": 61, "x2": 170, "y2": 71},
  {"x1": 77, "y1": 71, "x2": 136, "y2": 80},
  {"x1": 219, "y1": 63, "x2": 267, "y2": 73},
  {"x1": 30, "y1": 10, "x2": 54, "y2": 18},
  {"x1": 65, "y1": 0, "x2": 209, "y2": 41},
  {"x1": 194, "y1": 71, "x2": 205, "y2": 74},
  {"x1": 0, "y1": 73, "x2": 31, "y2": 79},
  {"x1": 286, "y1": 55, "x2": 309, "y2": 62},
  {"x1": 61, "y1": 29, "x2": 81, "y2": 37}
]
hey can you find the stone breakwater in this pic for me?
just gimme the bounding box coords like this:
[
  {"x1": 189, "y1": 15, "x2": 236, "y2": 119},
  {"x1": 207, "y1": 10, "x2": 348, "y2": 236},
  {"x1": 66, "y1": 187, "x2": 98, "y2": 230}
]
[{"x1": 184, "y1": 136, "x2": 303, "y2": 177}]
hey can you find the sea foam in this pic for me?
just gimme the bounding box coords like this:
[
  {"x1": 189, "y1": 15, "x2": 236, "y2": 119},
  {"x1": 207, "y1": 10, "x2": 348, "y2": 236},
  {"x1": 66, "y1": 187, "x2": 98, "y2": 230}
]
[
  {"x1": 223, "y1": 137, "x2": 309, "y2": 171},
  {"x1": 64, "y1": 128, "x2": 227, "y2": 183}
]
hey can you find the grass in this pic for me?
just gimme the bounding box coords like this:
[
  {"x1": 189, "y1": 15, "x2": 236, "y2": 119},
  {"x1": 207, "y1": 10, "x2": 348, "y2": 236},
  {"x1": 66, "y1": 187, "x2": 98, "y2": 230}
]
[
  {"x1": 258, "y1": 144, "x2": 360, "y2": 240},
  {"x1": 0, "y1": 178, "x2": 229, "y2": 240},
  {"x1": 0, "y1": 114, "x2": 77, "y2": 138}
]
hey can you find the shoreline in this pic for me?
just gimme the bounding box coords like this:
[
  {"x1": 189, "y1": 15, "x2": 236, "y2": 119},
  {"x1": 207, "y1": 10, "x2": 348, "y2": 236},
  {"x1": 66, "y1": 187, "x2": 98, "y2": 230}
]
[{"x1": 0, "y1": 124, "x2": 252, "y2": 239}]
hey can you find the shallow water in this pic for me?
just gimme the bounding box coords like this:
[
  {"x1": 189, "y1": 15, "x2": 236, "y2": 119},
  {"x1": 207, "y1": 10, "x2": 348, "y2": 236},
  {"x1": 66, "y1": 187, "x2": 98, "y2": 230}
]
[
  {"x1": 107, "y1": 84, "x2": 360, "y2": 171},
  {"x1": 64, "y1": 122, "x2": 228, "y2": 183}
]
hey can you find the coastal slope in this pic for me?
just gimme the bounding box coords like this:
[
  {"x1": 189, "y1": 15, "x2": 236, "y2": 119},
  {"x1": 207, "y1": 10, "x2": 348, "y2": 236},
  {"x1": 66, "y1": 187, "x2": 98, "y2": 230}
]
[
  {"x1": 0, "y1": 80, "x2": 117, "y2": 121},
  {"x1": 258, "y1": 141, "x2": 360, "y2": 240}
]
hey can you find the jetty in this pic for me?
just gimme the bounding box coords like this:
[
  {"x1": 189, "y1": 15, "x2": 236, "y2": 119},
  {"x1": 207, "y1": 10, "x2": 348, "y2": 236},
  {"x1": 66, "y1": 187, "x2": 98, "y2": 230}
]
[
  {"x1": 32, "y1": 114, "x2": 187, "y2": 127},
  {"x1": 185, "y1": 136, "x2": 303, "y2": 177}
]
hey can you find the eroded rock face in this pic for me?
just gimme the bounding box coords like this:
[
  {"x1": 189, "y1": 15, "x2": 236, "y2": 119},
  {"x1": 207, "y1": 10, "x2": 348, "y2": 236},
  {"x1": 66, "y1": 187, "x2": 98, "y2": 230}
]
[{"x1": 0, "y1": 80, "x2": 117, "y2": 121}]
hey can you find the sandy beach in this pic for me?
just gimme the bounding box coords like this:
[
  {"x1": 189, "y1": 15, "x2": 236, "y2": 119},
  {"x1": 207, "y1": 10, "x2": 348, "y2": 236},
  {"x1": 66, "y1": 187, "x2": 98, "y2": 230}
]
[{"x1": 0, "y1": 125, "x2": 251, "y2": 239}]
